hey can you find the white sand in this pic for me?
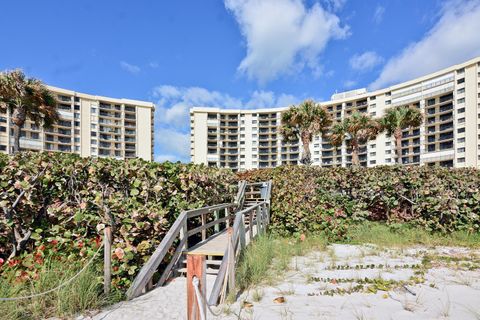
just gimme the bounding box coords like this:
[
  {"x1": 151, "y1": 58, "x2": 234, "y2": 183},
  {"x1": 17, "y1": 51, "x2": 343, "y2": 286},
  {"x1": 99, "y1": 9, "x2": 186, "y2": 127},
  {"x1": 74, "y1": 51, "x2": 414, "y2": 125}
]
[
  {"x1": 79, "y1": 245, "x2": 480, "y2": 320},
  {"x1": 214, "y1": 245, "x2": 480, "y2": 320}
]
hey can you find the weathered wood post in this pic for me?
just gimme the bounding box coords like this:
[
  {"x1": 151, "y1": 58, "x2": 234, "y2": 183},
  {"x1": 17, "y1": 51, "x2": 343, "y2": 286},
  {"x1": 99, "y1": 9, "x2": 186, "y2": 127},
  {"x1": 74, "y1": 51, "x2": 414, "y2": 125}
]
[
  {"x1": 214, "y1": 209, "x2": 220, "y2": 233},
  {"x1": 201, "y1": 213, "x2": 206, "y2": 241},
  {"x1": 249, "y1": 208, "x2": 254, "y2": 239},
  {"x1": 187, "y1": 254, "x2": 206, "y2": 320},
  {"x1": 103, "y1": 224, "x2": 112, "y2": 295},
  {"x1": 227, "y1": 227, "x2": 235, "y2": 292}
]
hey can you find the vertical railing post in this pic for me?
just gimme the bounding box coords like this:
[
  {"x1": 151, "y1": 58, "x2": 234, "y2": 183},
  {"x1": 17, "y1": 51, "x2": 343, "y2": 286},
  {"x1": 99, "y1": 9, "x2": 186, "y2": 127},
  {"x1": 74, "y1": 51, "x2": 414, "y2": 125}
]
[
  {"x1": 214, "y1": 209, "x2": 220, "y2": 233},
  {"x1": 226, "y1": 207, "x2": 231, "y2": 228},
  {"x1": 187, "y1": 254, "x2": 206, "y2": 320},
  {"x1": 201, "y1": 213, "x2": 206, "y2": 241},
  {"x1": 103, "y1": 224, "x2": 112, "y2": 295},
  {"x1": 249, "y1": 208, "x2": 254, "y2": 239},
  {"x1": 227, "y1": 227, "x2": 235, "y2": 293}
]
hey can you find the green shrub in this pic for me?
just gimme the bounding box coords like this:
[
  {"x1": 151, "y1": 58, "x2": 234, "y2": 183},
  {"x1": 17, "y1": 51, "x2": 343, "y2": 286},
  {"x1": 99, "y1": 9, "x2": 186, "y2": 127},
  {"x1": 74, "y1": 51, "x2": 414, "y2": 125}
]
[
  {"x1": 239, "y1": 165, "x2": 480, "y2": 235},
  {"x1": 0, "y1": 152, "x2": 236, "y2": 292}
]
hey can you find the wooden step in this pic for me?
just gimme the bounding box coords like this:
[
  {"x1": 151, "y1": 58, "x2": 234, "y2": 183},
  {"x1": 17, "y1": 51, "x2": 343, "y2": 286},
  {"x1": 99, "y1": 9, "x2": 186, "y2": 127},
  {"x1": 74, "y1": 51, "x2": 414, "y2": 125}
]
[
  {"x1": 180, "y1": 259, "x2": 222, "y2": 266},
  {"x1": 175, "y1": 267, "x2": 219, "y2": 275}
]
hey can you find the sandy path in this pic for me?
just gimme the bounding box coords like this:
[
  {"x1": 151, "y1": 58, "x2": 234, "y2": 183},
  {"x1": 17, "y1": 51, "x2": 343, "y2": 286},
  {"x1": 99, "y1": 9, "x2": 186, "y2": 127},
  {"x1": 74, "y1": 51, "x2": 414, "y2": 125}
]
[
  {"x1": 79, "y1": 244, "x2": 480, "y2": 320},
  {"x1": 214, "y1": 244, "x2": 480, "y2": 320},
  {"x1": 80, "y1": 275, "x2": 218, "y2": 320}
]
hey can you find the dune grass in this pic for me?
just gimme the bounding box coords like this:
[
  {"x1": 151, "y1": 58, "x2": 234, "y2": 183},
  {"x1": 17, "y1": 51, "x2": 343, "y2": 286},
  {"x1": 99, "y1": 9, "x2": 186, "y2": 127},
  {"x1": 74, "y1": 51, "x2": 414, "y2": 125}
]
[
  {"x1": 236, "y1": 234, "x2": 327, "y2": 290},
  {"x1": 235, "y1": 222, "x2": 480, "y2": 291},
  {"x1": 0, "y1": 257, "x2": 112, "y2": 320},
  {"x1": 344, "y1": 222, "x2": 480, "y2": 248}
]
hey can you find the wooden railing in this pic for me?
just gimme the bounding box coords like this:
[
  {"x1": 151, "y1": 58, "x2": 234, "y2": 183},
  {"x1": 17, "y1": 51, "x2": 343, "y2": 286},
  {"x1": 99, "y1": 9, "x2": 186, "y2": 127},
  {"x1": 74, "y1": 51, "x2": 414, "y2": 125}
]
[
  {"x1": 127, "y1": 180, "x2": 272, "y2": 307},
  {"x1": 207, "y1": 199, "x2": 270, "y2": 305},
  {"x1": 126, "y1": 202, "x2": 237, "y2": 299}
]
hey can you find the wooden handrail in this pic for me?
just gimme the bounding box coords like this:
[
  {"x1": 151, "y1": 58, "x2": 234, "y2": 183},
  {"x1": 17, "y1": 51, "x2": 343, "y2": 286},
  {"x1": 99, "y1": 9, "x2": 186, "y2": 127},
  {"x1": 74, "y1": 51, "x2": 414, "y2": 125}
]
[
  {"x1": 208, "y1": 195, "x2": 271, "y2": 305},
  {"x1": 127, "y1": 180, "x2": 272, "y2": 302},
  {"x1": 127, "y1": 211, "x2": 188, "y2": 299}
]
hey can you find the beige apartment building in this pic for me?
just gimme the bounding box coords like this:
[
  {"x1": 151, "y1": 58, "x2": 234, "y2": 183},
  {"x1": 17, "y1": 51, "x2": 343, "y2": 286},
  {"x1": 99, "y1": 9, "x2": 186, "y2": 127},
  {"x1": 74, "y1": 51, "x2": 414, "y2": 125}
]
[
  {"x1": 190, "y1": 56, "x2": 480, "y2": 171},
  {"x1": 0, "y1": 85, "x2": 154, "y2": 161}
]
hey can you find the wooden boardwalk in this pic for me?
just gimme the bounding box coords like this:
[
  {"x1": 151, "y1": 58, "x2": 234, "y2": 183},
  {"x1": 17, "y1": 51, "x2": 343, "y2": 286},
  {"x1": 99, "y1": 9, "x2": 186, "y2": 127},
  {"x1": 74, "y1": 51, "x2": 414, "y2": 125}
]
[
  {"x1": 127, "y1": 180, "x2": 272, "y2": 315},
  {"x1": 185, "y1": 224, "x2": 257, "y2": 257}
]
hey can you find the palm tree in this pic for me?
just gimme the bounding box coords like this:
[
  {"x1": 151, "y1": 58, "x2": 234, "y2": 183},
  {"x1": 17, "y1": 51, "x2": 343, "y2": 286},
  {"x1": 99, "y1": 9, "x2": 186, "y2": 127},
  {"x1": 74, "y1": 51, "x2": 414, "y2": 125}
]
[
  {"x1": 280, "y1": 100, "x2": 332, "y2": 165},
  {"x1": 380, "y1": 106, "x2": 423, "y2": 164},
  {"x1": 0, "y1": 69, "x2": 58, "y2": 153},
  {"x1": 328, "y1": 111, "x2": 380, "y2": 166}
]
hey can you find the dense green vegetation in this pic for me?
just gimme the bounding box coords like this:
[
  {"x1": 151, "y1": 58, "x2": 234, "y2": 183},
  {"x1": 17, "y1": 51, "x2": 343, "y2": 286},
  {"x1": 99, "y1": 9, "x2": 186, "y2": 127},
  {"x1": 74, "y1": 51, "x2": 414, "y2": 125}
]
[
  {"x1": 0, "y1": 152, "x2": 236, "y2": 294},
  {"x1": 239, "y1": 165, "x2": 480, "y2": 237}
]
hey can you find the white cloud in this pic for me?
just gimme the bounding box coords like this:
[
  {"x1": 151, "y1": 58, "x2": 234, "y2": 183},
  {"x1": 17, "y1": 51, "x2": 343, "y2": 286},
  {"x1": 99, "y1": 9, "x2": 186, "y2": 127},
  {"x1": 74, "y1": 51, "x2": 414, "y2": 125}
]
[
  {"x1": 224, "y1": 0, "x2": 349, "y2": 84},
  {"x1": 373, "y1": 5, "x2": 385, "y2": 24},
  {"x1": 149, "y1": 61, "x2": 159, "y2": 69},
  {"x1": 120, "y1": 61, "x2": 141, "y2": 74},
  {"x1": 155, "y1": 128, "x2": 190, "y2": 158},
  {"x1": 371, "y1": 0, "x2": 480, "y2": 89},
  {"x1": 344, "y1": 80, "x2": 357, "y2": 88},
  {"x1": 155, "y1": 154, "x2": 179, "y2": 162},
  {"x1": 349, "y1": 51, "x2": 384, "y2": 72},
  {"x1": 323, "y1": 0, "x2": 347, "y2": 12}
]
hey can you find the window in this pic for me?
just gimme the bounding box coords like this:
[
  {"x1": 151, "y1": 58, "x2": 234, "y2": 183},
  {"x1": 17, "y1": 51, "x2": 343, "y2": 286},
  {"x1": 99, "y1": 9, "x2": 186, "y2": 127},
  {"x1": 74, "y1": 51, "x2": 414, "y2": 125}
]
[
  {"x1": 458, "y1": 107, "x2": 465, "y2": 113},
  {"x1": 91, "y1": 107, "x2": 97, "y2": 114},
  {"x1": 457, "y1": 147, "x2": 465, "y2": 153},
  {"x1": 370, "y1": 152, "x2": 376, "y2": 156},
  {"x1": 458, "y1": 118, "x2": 465, "y2": 124},
  {"x1": 385, "y1": 100, "x2": 391, "y2": 105},
  {"x1": 385, "y1": 150, "x2": 391, "y2": 154},
  {"x1": 458, "y1": 128, "x2": 465, "y2": 133},
  {"x1": 385, "y1": 159, "x2": 391, "y2": 163},
  {"x1": 370, "y1": 144, "x2": 376, "y2": 148},
  {"x1": 370, "y1": 96, "x2": 376, "y2": 101},
  {"x1": 0, "y1": 126, "x2": 6, "y2": 133},
  {"x1": 385, "y1": 142, "x2": 391, "y2": 146},
  {"x1": 370, "y1": 103, "x2": 376, "y2": 108},
  {"x1": 458, "y1": 137, "x2": 465, "y2": 143},
  {"x1": 458, "y1": 157, "x2": 465, "y2": 163},
  {"x1": 370, "y1": 160, "x2": 376, "y2": 165},
  {"x1": 457, "y1": 98, "x2": 465, "y2": 104},
  {"x1": 457, "y1": 88, "x2": 465, "y2": 94},
  {"x1": 457, "y1": 78, "x2": 465, "y2": 84}
]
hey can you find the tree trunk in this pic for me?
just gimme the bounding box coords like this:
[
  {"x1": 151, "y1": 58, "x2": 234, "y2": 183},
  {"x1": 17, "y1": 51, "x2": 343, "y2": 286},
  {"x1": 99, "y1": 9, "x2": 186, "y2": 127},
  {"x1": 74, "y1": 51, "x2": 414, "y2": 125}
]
[
  {"x1": 11, "y1": 107, "x2": 26, "y2": 154},
  {"x1": 12, "y1": 124, "x2": 21, "y2": 153},
  {"x1": 300, "y1": 132, "x2": 311, "y2": 165},
  {"x1": 394, "y1": 128, "x2": 403, "y2": 165},
  {"x1": 351, "y1": 140, "x2": 360, "y2": 166}
]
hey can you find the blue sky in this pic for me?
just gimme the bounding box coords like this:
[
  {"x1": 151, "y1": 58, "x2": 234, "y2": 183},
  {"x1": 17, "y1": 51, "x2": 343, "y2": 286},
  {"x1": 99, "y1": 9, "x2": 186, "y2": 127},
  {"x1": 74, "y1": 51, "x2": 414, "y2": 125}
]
[{"x1": 1, "y1": 0, "x2": 480, "y2": 162}]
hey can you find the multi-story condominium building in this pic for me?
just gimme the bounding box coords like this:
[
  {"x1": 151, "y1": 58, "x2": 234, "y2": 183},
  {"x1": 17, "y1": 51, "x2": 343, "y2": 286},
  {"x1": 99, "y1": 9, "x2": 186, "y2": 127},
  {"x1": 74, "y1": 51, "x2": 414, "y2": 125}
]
[
  {"x1": 190, "y1": 56, "x2": 480, "y2": 171},
  {"x1": 0, "y1": 85, "x2": 154, "y2": 161}
]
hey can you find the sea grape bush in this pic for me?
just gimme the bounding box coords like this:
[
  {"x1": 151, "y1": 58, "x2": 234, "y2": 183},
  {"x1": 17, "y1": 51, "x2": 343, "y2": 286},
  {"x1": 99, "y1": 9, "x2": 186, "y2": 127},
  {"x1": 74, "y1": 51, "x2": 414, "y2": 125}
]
[
  {"x1": 0, "y1": 152, "x2": 236, "y2": 290},
  {"x1": 238, "y1": 165, "x2": 480, "y2": 236}
]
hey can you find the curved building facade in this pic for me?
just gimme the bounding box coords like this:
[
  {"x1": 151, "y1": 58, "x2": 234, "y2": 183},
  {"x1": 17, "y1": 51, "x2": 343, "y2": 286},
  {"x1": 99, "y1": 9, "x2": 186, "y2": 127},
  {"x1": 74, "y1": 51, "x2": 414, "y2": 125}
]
[
  {"x1": 0, "y1": 85, "x2": 154, "y2": 161},
  {"x1": 190, "y1": 56, "x2": 480, "y2": 171}
]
